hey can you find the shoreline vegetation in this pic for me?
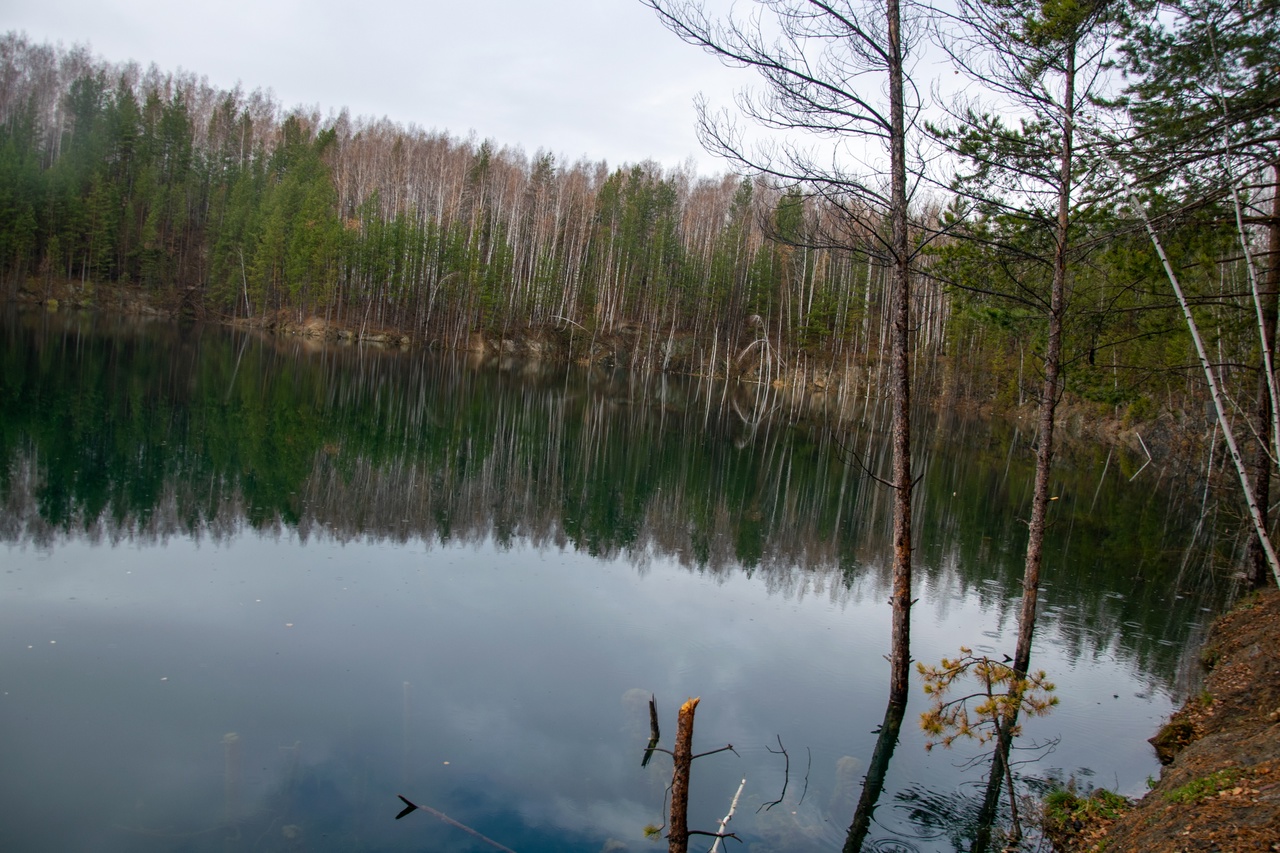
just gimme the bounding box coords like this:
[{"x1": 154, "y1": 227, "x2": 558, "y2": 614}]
[
  {"x1": 8, "y1": 276, "x2": 1179, "y2": 460},
  {"x1": 0, "y1": 32, "x2": 1262, "y2": 457}
]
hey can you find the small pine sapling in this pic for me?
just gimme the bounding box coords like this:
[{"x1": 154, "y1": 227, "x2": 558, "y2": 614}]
[
  {"x1": 917, "y1": 647, "x2": 1057, "y2": 751},
  {"x1": 918, "y1": 648, "x2": 1058, "y2": 842}
]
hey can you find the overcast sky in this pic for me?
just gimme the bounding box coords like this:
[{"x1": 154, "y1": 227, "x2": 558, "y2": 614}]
[{"x1": 3, "y1": 0, "x2": 751, "y2": 174}]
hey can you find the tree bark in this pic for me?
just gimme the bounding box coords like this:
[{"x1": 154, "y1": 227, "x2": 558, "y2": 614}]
[
  {"x1": 886, "y1": 0, "x2": 915, "y2": 709},
  {"x1": 668, "y1": 697, "x2": 700, "y2": 853},
  {"x1": 1246, "y1": 164, "x2": 1280, "y2": 589},
  {"x1": 1012, "y1": 42, "x2": 1075, "y2": 681}
]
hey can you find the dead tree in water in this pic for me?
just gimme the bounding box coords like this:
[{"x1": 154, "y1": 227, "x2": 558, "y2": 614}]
[
  {"x1": 644, "y1": 696, "x2": 739, "y2": 853},
  {"x1": 668, "y1": 697, "x2": 699, "y2": 853}
]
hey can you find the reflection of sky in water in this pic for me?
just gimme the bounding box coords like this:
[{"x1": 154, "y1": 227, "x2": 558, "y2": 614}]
[{"x1": 2, "y1": 529, "x2": 1178, "y2": 852}]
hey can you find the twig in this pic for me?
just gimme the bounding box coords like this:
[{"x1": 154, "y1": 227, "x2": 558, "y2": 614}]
[
  {"x1": 553, "y1": 315, "x2": 587, "y2": 331},
  {"x1": 708, "y1": 778, "x2": 746, "y2": 853},
  {"x1": 688, "y1": 830, "x2": 740, "y2": 842},
  {"x1": 642, "y1": 694, "x2": 661, "y2": 768},
  {"x1": 1089, "y1": 446, "x2": 1112, "y2": 513},
  {"x1": 799, "y1": 747, "x2": 811, "y2": 807},
  {"x1": 832, "y1": 432, "x2": 897, "y2": 489},
  {"x1": 1128, "y1": 432, "x2": 1153, "y2": 481},
  {"x1": 758, "y1": 736, "x2": 790, "y2": 812},
  {"x1": 394, "y1": 795, "x2": 518, "y2": 853}
]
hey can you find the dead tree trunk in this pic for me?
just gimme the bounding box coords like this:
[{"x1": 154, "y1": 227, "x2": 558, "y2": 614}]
[{"x1": 668, "y1": 697, "x2": 700, "y2": 853}]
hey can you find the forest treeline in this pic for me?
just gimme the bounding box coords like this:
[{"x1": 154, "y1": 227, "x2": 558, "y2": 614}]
[
  {"x1": 0, "y1": 34, "x2": 917, "y2": 371},
  {"x1": 0, "y1": 29, "x2": 1261, "y2": 413}
]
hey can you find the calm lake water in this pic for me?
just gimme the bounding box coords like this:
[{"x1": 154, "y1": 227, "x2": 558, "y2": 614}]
[{"x1": 0, "y1": 309, "x2": 1232, "y2": 852}]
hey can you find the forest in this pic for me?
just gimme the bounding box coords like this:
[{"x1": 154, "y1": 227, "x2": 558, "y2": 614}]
[{"x1": 0, "y1": 0, "x2": 1272, "y2": 416}]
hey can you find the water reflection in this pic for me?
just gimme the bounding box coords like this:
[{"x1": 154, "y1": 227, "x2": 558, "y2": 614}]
[
  {"x1": 0, "y1": 308, "x2": 1234, "y2": 851},
  {"x1": 1, "y1": 309, "x2": 1226, "y2": 676},
  {"x1": 844, "y1": 700, "x2": 906, "y2": 852}
]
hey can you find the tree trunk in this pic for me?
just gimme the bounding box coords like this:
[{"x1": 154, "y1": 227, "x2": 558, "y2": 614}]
[
  {"x1": 1246, "y1": 164, "x2": 1280, "y2": 589},
  {"x1": 668, "y1": 697, "x2": 699, "y2": 853},
  {"x1": 971, "y1": 724, "x2": 1011, "y2": 853},
  {"x1": 1013, "y1": 42, "x2": 1075, "y2": 681},
  {"x1": 1132, "y1": 190, "x2": 1280, "y2": 587},
  {"x1": 843, "y1": 699, "x2": 906, "y2": 852},
  {"x1": 886, "y1": 0, "x2": 914, "y2": 708}
]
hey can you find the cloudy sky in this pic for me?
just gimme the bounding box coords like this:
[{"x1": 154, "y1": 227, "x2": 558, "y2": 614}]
[{"x1": 4, "y1": 0, "x2": 751, "y2": 174}]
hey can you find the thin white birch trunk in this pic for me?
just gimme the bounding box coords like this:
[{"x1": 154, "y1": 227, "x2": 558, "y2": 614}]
[
  {"x1": 1128, "y1": 189, "x2": 1280, "y2": 587},
  {"x1": 1227, "y1": 181, "x2": 1279, "y2": 459},
  {"x1": 708, "y1": 777, "x2": 745, "y2": 853}
]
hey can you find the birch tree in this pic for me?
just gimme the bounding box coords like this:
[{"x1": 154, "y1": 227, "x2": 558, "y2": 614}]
[{"x1": 1120, "y1": 0, "x2": 1280, "y2": 588}]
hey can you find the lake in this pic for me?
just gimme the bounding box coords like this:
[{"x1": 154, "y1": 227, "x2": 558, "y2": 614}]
[{"x1": 0, "y1": 308, "x2": 1231, "y2": 852}]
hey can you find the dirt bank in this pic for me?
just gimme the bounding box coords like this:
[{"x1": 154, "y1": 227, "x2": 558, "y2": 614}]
[{"x1": 1045, "y1": 587, "x2": 1280, "y2": 852}]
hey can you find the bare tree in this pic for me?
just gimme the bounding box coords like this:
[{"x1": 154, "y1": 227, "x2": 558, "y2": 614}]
[{"x1": 641, "y1": 0, "x2": 926, "y2": 703}]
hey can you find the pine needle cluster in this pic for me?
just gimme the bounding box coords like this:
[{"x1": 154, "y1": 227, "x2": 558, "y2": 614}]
[{"x1": 916, "y1": 647, "x2": 1058, "y2": 751}]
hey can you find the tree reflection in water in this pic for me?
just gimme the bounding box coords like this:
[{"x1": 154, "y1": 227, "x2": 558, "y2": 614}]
[
  {"x1": 0, "y1": 308, "x2": 1237, "y2": 852},
  {"x1": 844, "y1": 699, "x2": 906, "y2": 852}
]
